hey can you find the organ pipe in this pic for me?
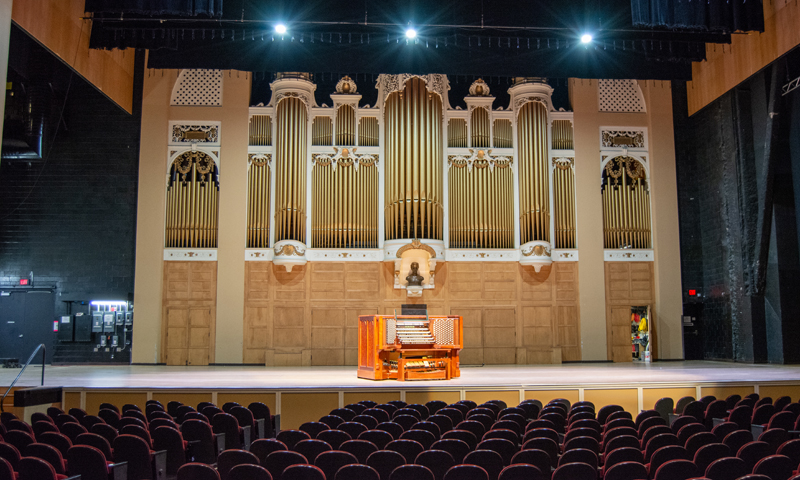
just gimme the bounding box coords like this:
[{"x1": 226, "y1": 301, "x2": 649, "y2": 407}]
[
  {"x1": 311, "y1": 160, "x2": 379, "y2": 248},
  {"x1": 358, "y1": 117, "x2": 379, "y2": 146},
  {"x1": 449, "y1": 160, "x2": 514, "y2": 249},
  {"x1": 384, "y1": 77, "x2": 444, "y2": 240},
  {"x1": 248, "y1": 115, "x2": 272, "y2": 146},
  {"x1": 335, "y1": 104, "x2": 356, "y2": 146},
  {"x1": 165, "y1": 151, "x2": 219, "y2": 248},
  {"x1": 448, "y1": 118, "x2": 467, "y2": 148},
  {"x1": 274, "y1": 97, "x2": 308, "y2": 243},
  {"x1": 601, "y1": 156, "x2": 651, "y2": 249},
  {"x1": 312, "y1": 116, "x2": 332, "y2": 146},
  {"x1": 553, "y1": 161, "x2": 576, "y2": 248},
  {"x1": 518, "y1": 101, "x2": 550, "y2": 244},
  {"x1": 470, "y1": 108, "x2": 490, "y2": 148},
  {"x1": 246, "y1": 156, "x2": 271, "y2": 248},
  {"x1": 551, "y1": 120, "x2": 573, "y2": 150},
  {"x1": 493, "y1": 119, "x2": 512, "y2": 148}
]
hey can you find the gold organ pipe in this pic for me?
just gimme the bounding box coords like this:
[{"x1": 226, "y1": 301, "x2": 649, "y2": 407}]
[
  {"x1": 448, "y1": 162, "x2": 514, "y2": 249},
  {"x1": 311, "y1": 160, "x2": 378, "y2": 248},
  {"x1": 493, "y1": 119, "x2": 513, "y2": 148},
  {"x1": 336, "y1": 105, "x2": 356, "y2": 146},
  {"x1": 312, "y1": 116, "x2": 332, "y2": 146},
  {"x1": 517, "y1": 101, "x2": 550, "y2": 244},
  {"x1": 471, "y1": 108, "x2": 490, "y2": 148},
  {"x1": 249, "y1": 115, "x2": 273, "y2": 146},
  {"x1": 551, "y1": 120, "x2": 574, "y2": 150},
  {"x1": 384, "y1": 77, "x2": 442, "y2": 240},
  {"x1": 448, "y1": 118, "x2": 467, "y2": 148},
  {"x1": 358, "y1": 117, "x2": 379, "y2": 146},
  {"x1": 246, "y1": 162, "x2": 271, "y2": 248},
  {"x1": 275, "y1": 97, "x2": 307, "y2": 243}
]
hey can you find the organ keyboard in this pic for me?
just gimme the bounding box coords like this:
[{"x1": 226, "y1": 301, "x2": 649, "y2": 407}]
[{"x1": 357, "y1": 314, "x2": 463, "y2": 381}]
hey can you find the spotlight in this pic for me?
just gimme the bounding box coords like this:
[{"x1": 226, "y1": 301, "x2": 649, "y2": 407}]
[
  {"x1": 275, "y1": 24, "x2": 287, "y2": 34},
  {"x1": 405, "y1": 28, "x2": 417, "y2": 39},
  {"x1": 580, "y1": 33, "x2": 593, "y2": 44}
]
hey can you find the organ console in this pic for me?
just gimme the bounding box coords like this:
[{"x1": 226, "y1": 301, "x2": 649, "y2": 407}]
[{"x1": 357, "y1": 314, "x2": 463, "y2": 381}]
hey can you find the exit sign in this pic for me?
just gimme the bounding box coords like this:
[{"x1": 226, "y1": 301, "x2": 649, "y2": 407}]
[{"x1": 19, "y1": 279, "x2": 28, "y2": 286}]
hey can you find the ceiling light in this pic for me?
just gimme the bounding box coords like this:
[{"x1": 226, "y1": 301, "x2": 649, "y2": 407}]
[
  {"x1": 275, "y1": 24, "x2": 287, "y2": 35},
  {"x1": 581, "y1": 33, "x2": 593, "y2": 44},
  {"x1": 406, "y1": 28, "x2": 417, "y2": 39}
]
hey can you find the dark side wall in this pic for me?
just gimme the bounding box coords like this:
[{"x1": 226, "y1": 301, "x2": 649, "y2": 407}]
[
  {"x1": 674, "y1": 47, "x2": 800, "y2": 363},
  {"x1": 0, "y1": 27, "x2": 143, "y2": 363}
]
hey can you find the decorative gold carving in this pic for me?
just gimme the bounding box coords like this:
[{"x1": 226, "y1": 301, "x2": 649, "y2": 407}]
[
  {"x1": 248, "y1": 153, "x2": 272, "y2": 167},
  {"x1": 601, "y1": 130, "x2": 645, "y2": 148},
  {"x1": 335, "y1": 75, "x2": 358, "y2": 94},
  {"x1": 396, "y1": 239, "x2": 437, "y2": 258},
  {"x1": 274, "y1": 243, "x2": 306, "y2": 256},
  {"x1": 469, "y1": 78, "x2": 491, "y2": 97},
  {"x1": 522, "y1": 244, "x2": 552, "y2": 257},
  {"x1": 552, "y1": 157, "x2": 574, "y2": 170},
  {"x1": 172, "y1": 125, "x2": 219, "y2": 143}
]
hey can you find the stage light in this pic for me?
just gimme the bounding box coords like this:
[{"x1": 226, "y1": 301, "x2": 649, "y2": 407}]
[
  {"x1": 406, "y1": 28, "x2": 417, "y2": 39},
  {"x1": 90, "y1": 301, "x2": 128, "y2": 306},
  {"x1": 581, "y1": 33, "x2": 593, "y2": 44},
  {"x1": 275, "y1": 24, "x2": 287, "y2": 34}
]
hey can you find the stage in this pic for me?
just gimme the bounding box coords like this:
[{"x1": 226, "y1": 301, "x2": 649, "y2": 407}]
[{"x1": 4, "y1": 361, "x2": 800, "y2": 428}]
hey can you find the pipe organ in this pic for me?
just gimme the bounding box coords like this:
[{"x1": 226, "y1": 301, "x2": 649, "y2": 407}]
[
  {"x1": 602, "y1": 156, "x2": 652, "y2": 249},
  {"x1": 274, "y1": 96, "x2": 308, "y2": 243},
  {"x1": 552, "y1": 119, "x2": 574, "y2": 150},
  {"x1": 335, "y1": 104, "x2": 356, "y2": 146},
  {"x1": 493, "y1": 119, "x2": 513, "y2": 148},
  {"x1": 312, "y1": 116, "x2": 332, "y2": 146},
  {"x1": 248, "y1": 115, "x2": 272, "y2": 146},
  {"x1": 384, "y1": 77, "x2": 444, "y2": 241},
  {"x1": 358, "y1": 117, "x2": 379, "y2": 146},
  {"x1": 165, "y1": 151, "x2": 219, "y2": 248},
  {"x1": 246, "y1": 154, "x2": 271, "y2": 248},
  {"x1": 517, "y1": 100, "x2": 551, "y2": 245},
  {"x1": 311, "y1": 154, "x2": 379, "y2": 248},
  {"x1": 448, "y1": 118, "x2": 467, "y2": 148},
  {"x1": 553, "y1": 158, "x2": 576, "y2": 249},
  {"x1": 448, "y1": 154, "x2": 514, "y2": 249},
  {"x1": 470, "y1": 107, "x2": 491, "y2": 148}
]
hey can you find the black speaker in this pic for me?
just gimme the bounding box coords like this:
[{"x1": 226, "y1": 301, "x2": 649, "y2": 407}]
[
  {"x1": 74, "y1": 313, "x2": 93, "y2": 342},
  {"x1": 57, "y1": 315, "x2": 74, "y2": 342}
]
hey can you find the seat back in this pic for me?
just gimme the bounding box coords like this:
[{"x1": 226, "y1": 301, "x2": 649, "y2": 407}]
[
  {"x1": 337, "y1": 422, "x2": 367, "y2": 441},
  {"x1": 444, "y1": 464, "x2": 489, "y2": 480},
  {"x1": 653, "y1": 459, "x2": 699, "y2": 480},
  {"x1": 316, "y1": 429, "x2": 351, "y2": 449},
  {"x1": 212, "y1": 413, "x2": 242, "y2": 450},
  {"x1": 463, "y1": 449, "x2": 504, "y2": 480},
  {"x1": 313, "y1": 450, "x2": 357, "y2": 480},
  {"x1": 17, "y1": 456, "x2": 57, "y2": 480},
  {"x1": 752, "y1": 454, "x2": 793, "y2": 480},
  {"x1": 293, "y1": 439, "x2": 332, "y2": 463},
  {"x1": 415, "y1": 449, "x2": 455, "y2": 480},
  {"x1": 366, "y1": 450, "x2": 405, "y2": 480},
  {"x1": 705, "y1": 456, "x2": 748, "y2": 480},
  {"x1": 358, "y1": 430, "x2": 394, "y2": 450},
  {"x1": 389, "y1": 464, "x2": 434, "y2": 480},
  {"x1": 4, "y1": 429, "x2": 34, "y2": 451},
  {"x1": 36, "y1": 432, "x2": 72, "y2": 457},
  {"x1": 181, "y1": 419, "x2": 217, "y2": 464},
  {"x1": 432, "y1": 439, "x2": 470, "y2": 464},
  {"x1": 604, "y1": 461, "x2": 648, "y2": 480},
  {"x1": 176, "y1": 462, "x2": 221, "y2": 480},
  {"x1": 552, "y1": 462, "x2": 597, "y2": 480},
  {"x1": 114, "y1": 433, "x2": 155, "y2": 480},
  {"x1": 558, "y1": 447, "x2": 598, "y2": 470},
  {"x1": 217, "y1": 449, "x2": 259, "y2": 480},
  {"x1": 385, "y1": 439, "x2": 424, "y2": 463},
  {"x1": 335, "y1": 463, "x2": 380, "y2": 480},
  {"x1": 264, "y1": 450, "x2": 308, "y2": 480},
  {"x1": 0, "y1": 443, "x2": 20, "y2": 470},
  {"x1": 228, "y1": 464, "x2": 271, "y2": 480},
  {"x1": 250, "y1": 438, "x2": 287, "y2": 465},
  {"x1": 0, "y1": 458, "x2": 13, "y2": 480},
  {"x1": 338, "y1": 439, "x2": 377, "y2": 464},
  {"x1": 692, "y1": 443, "x2": 731, "y2": 474},
  {"x1": 76, "y1": 432, "x2": 114, "y2": 460},
  {"x1": 283, "y1": 464, "x2": 327, "y2": 480},
  {"x1": 24, "y1": 442, "x2": 66, "y2": 474},
  {"x1": 66, "y1": 444, "x2": 113, "y2": 480},
  {"x1": 152, "y1": 425, "x2": 186, "y2": 475},
  {"x1": 738, "y1": 441, "x2": 773, "y2": 472}
]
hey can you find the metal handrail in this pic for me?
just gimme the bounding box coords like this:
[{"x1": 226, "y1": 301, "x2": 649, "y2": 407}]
[{"x1": 0, "y1": 344, "x2": 46, "y2": 413}]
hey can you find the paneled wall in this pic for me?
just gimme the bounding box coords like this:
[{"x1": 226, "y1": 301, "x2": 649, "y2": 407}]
[
  {"x1": 162, "y1": 262, "x2": 218, "y2": 365},
  {"x1": 604, "y1": 262, "x2": 655, "y2": 362},
  {"x1": 243, "y1": 261, "x2": 579, "y2": 366}
]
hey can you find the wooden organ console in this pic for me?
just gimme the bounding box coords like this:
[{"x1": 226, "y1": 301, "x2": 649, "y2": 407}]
[{"x1": 357, "y1": 314, "x2": 463, "y2": 381}]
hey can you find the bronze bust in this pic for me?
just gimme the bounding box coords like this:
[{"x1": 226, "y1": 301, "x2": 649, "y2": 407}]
[{"x1": 406, "y1": 262, "x2": 424, "y2": 286}]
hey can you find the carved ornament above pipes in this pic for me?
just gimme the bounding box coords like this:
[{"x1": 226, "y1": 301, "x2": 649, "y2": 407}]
[
  {"x1": 448, "y1": 149, "x2": 513, "y2": 172},
  {"x1": 312, "y1": 147, "x2": 379, "y2": 171}
]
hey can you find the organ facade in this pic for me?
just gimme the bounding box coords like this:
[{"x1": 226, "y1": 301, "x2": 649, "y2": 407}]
[{"x1": 133, "y1": 70, "x2": 682, "y2": 367}]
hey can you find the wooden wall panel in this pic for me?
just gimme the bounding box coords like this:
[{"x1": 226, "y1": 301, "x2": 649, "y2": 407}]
[
  {"x1": 604, "y1": 262, "x2": 655, "y2": 362},
  {"x1": 162, "y1": 261, "x2": 217, "y2": 365},
  {"x1": 243, "y1": 261, "x2": 581, "y2": 365}
]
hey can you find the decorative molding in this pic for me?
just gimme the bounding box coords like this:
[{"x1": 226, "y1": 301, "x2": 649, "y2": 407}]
[
  {"x1": 376, "y1": 74, "x2": 451, "y2": 110},
  {"x1": 312, "y1": 147, "x2": 378, "y2": 171},
  {"x1": 598, "y1": 79, "x2": 646, "y2": 113},
  {"x1": 248, "y1": 153, "x2": 272, "y2": 168},
  {"x1": 170, "y1": 69, "x2": 222, "y2": 107},
  {"x1": 513, "y1": 95, "x2": 549, "y2": 115},
  {"x1": 445, "y1": 250, "x2": 519, "y2": 261},
  {"x1": 272, "y1": 240, "x2": 308, "y2": 272},
  {"x1": 335, "y1": 75, "x2": 358, "y2": 94},
  {"x1": 170, "y1": 122, "x2": 221, "y2": 145},
  {"x1": 245, "y1": 249, "x2": 274, "y2": 261},
  {"x1": 604, "y1": 249, "x2": 654, "y2": 262},
  {"x1": 384, "y1": 239, "x2": 445, "y2": 262},
  {"x1": 273, "y1": 91, "x2": 312, "y2": 114},
  {"x1": 164, "y1": 249, "x2": 217, "y2": 261},
  {"x1": 552, "y1": 157, "x2": 574, "y2": 170},
  {"x1": 468, "y1": 78, "x2": 491, "y2": 97},
  {"x1": 396, "y1": 239, "x2": 438, "y2": 259},
  {"x1": 552, "y1": 249, "x2": 579, "y2": 262},
  {"x1": 519, "y1": 240, "x2": 553, "y2": 272},
  {"x1": 306, "y1": 250, "x2": 383, "y2": 262},
  {"x1": 448, "y1": 149, "x2": 512, "y2": 172},
  {"x1": 601, "y1": 129, "x2": 646, "y2": 149}
]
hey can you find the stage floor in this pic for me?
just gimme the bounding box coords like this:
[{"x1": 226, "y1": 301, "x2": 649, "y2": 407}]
[{"x1": 4, "y1": 361, "x2": 800, "y2": 390}]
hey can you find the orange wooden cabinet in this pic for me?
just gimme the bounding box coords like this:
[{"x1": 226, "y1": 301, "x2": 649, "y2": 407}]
[{"x1": 357, "y1": 315, "x2": 463, "y2": 381}]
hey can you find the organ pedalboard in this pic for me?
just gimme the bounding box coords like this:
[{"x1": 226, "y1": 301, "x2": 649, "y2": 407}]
[{"x1": 357, "y1": 314, "x2": 463, "y2": 381}]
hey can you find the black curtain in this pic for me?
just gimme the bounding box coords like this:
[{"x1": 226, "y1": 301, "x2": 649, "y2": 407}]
[
  {"x1": 631, "y1": 0, "x2": 763, "y2": 33},
  {"x1": 85, "y1": 0, "x2": 222, "y2": 17}
]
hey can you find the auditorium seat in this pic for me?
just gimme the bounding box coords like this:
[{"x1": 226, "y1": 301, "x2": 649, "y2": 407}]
[
  {"x1": 4, "y1": 430, "x2": 34, "y2": 451},
  {"x1": 777, "y1": 438, "x2": 800, "y2": 465},
  {"x1": 152, "y1": 425, "x2": 187, "y2": 476},
  {"x1": 415, "y1": 449, "x2": 455, "y2": 480},
  {"x1": 759, "y1": 428, "x2": 789, "y2": 454},
  {"x1": 91, "y1": 422, "x2": 119, "y2": 443},
  {"x1": 334, "y1": 463, "x2": 380, "y2": 480},
  {"x1": 337, "y1": 439, "x2": 376, "y2": 463},
  {"x1": 704, "y1": 457, "x2": 748, "y2": 480},
  {"x1": 385, "y1": 439, "x2": 424, "y2": 463},
  {"x1": 177, "y1": 462, "x2": 221, "y2": 480},
  {"x1": 552, "y1": 462, "x2": 596, "y2": 480},
  {"x1": 228, "y1": 463, "x2": 271, "y2": 480},
  {"x1": 315, "y1": 430, "x2": 350, "y2": 450},
  {"x1": 336, "y1": 422, "x2": 367, "y2": 441},
  {"x1": 399, "y1": 429, "x2": 436, "y2": 449},
  {"x1": 276, "y1": 430, "x2": 310, "y2": 450},
  {"x1": 24, "y1": 442, "x2": 68, "y2": 476},
  {"x1": 312, "y1": 450, "x2": 357, "y2": 480},
  {"x1": 366, "y1": 450, "x2": 405, "y2": 480},
  {"x1": 390, "y1": 415, "x2": 417, "y2": 431},
  {"x1": 75, "y1": 432, "x2": 114, "y2": 460},
  {"x1": 521, "y1": 437, "x2": 559, "y2": 468},
  {"x1": 113, "y1": 433, "x2": 165, "y2": 480},
  {"x1": 33, "y1": 421, "x2": 59, "y2": 438},
  {"x1": 263, "y1": 450, "x2": 307, "y2": 480},
  {"x1": 606, "y1": 461, "x2": 649, "y2": 480},
  {"x1": 432, "y1": 439, "x2": 470, "y2": 464},
  {"x1": 358, "y1": 430, "x2": 393, "y2": 450},
  {"x1": 684, "y1": 432, "x2": 716, "y2": 457},
  {"x1": 463, "y1": 449, "x2": 504, "y2": 480},
  {"x1": 752, "y1": 454, "x2": 793, "y2": 480},
  {"x1": 412, "y1": 421, "x2": 441, "y2": 439},
  {"x1": 648, "y1": 445, "x2": 690, "y2": 478},
  {"x1": 351, "y1": 415, "x2": 379, "y2": 430},
  {"x1": 652, "y1": 459, "x2": 698, "y2": 480},
  {"x1": 216, "y1": 449, "x2": 259, "y2": 480},
  {"x1": 476, "y1": 438, "x2": 517, "y2": 465},
  {"x1": 601, "y1": 447, "x2": 644, "y2": 477},
  {"x1": 250, "y1": 439, "x2": 287, "y2": 465},
  {"x1": 557, "y1": 447, "x2": 598, "y2": 470},
  {"x1": 292, "y1": 439, "x2": 331, "y2": 463},
  {"x1": 181, "y1": 419, "x2": 218, "y2": 464}
]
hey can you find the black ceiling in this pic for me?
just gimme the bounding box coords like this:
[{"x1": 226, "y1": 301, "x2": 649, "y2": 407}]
[{"x1": 85, "y1": 0, "x2": 762, "y2": 80}]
